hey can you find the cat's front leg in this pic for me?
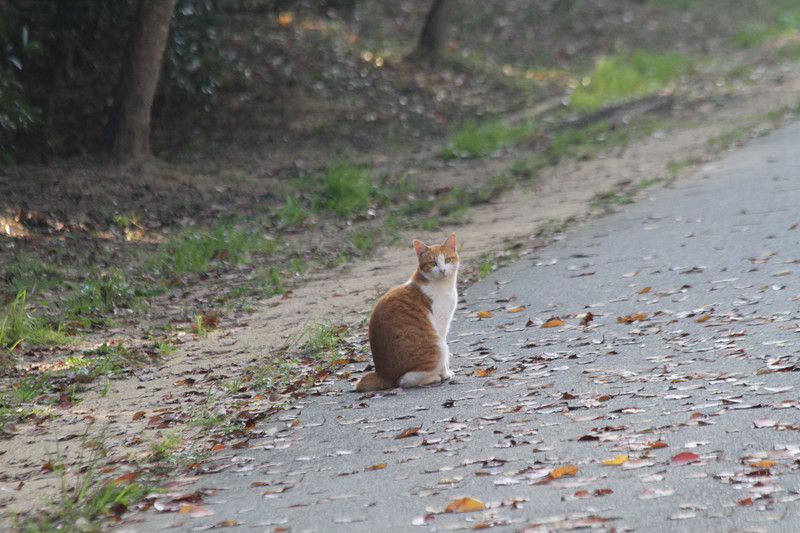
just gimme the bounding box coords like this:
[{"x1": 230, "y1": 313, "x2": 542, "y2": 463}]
[{"x1": 441, "y1": 343, "x2": 454, "y2": 381}]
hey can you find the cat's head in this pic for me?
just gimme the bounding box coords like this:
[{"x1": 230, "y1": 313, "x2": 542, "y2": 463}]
[{"x1": 413, "y1": 233, "x2": 458, "y2": 282}]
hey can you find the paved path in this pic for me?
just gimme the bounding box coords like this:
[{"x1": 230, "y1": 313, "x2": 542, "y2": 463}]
[{"x1": 122, "y1": 121, "x2": 800, "y2": 532}]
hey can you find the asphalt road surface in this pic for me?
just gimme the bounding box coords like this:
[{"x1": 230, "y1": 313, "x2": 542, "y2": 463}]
[{"x1": 120, "y1": 120, "x2": 800, "y2": 533}]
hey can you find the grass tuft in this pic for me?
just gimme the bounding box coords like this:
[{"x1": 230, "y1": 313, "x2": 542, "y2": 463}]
[
  {"x1": 150, "y1": 221, "x2": 277, "y2": 276},
  {"x1": 570, "y1": 50, "x2": 691, "y2": 111},
  {"x1": 314, "y1": 161, "x2": 374, "y2": 218},
  {"x1": 0, "y1": 291, "x2": 71, "y2": 355}
]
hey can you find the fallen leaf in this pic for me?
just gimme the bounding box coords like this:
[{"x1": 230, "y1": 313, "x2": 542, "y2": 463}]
[
  {"x1": 670, "y1": 452, "x2": 701, "y2": 465},
  {"x1": 445, "y1": 497, "x2": 485, "y2": 513},
  {"x1": 475, "y1": 366, "x2": 496, "y2": 377},
  {"x1": 636, "y1": 286, "x2": 651, "y2": 294},
  {"x1": 132, "y1": 411, "x2": 145, "y2": 421},
  {"x1": 411, "y1": 515, "x2": 436, "y2": 526},
  {"x1": 639, "y1": 487, "x2": 675, "y2": 499},
  {"x1": 695, "y1": 313, "x2": 711, "y2": 323},
  {"x1": 753, "y1": 418, "x2": 777, "y2": 428},
  {"x1": 477, "y1": 311, "x2": 494, "y2": 318},
  {"x1": 748, "y1": 460, "x2": 776, "y2": 468},
  {"x1": 579, "y1": 312, "x2": 594, "y2": 326},
  {"x1": 549, "y1": 465, "x2": 578, "y2": 479},
  {"x1": 231, "y1": 438, "x2": 249, "y2": 449},
  {"x1": 507, "y1": 306, "x2": 526, "y2": 313},
  {"x1": 179, "y1": 504, "x2": 215, "y2": 517},
  {"x1": 365, "y1": 463, "x2": 386, "y2": 471},
  {"x1": 617, "y1": 312, "x2": 648, "y2": 323},
  {"x1": 395, "y1": 427, "x2": 421, "y2": 439},
  {"x1": 601, "y1": 454, "x2": 628, "y2": 466},
  {"x1": 113, "y1": 472, "x2": 139, "y2": 485},
  {"x1": 736, "y1": 497, "x2": 753, "y2": 506},
  {"x1": 542, "y1": 317, "x2": 566, "y2": 328}
]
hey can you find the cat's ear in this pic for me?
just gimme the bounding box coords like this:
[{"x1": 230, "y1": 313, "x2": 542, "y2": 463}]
[
  {"x1": 443, "y1": 233, "x2": 457, "y2": 251},
  {"x1": 413, "y1": 239, "x2": 428, "y2": 257}
]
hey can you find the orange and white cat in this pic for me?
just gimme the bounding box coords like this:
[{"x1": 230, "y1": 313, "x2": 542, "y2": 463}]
[{"x1": 355, "y1": 233, "x2": 459, "y2": 392}]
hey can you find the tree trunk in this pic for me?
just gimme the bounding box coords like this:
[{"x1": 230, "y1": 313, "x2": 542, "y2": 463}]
[
  {"x1": 413, "y1": 0, "x2": 453, "y2": 60},
  {"x1": 107, "y1": 0, "x2": 177, "y2": 162}
]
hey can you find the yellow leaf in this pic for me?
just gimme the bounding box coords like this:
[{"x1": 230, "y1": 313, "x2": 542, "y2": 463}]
[
  {"x1": 695, "y1": 313, "x2": 711, "y2": 323},
  {"x1": 475, "y1": 366, "x2": 496, "y2": 377},
  {"x1": 616, "y1": 312, "x2": 648, "y2": 323},
  {"x1": 542, "y1": 317, "x2": 566, "y2": 328},
  {"x1": 445, "y1": 497, "x2": 485, "y2": 513},
  {"x1": 507, "y1": 306, "x2": 526, "y2": 313},
  {"x1": 549, "y1": 464, "x2": 578, "y2": 479},
  {"x1": 601, "y1": 454, "x2": 628, "y2": 466},
  {"x1": 636, "y1": 286, "x2": 651, "y2": 294},
  {"x1": 749, "y1": 460, "x2": 776, "y2": 468},
  {"x1": 477, "y1": 310, "x2": 494, "y2": 318},
  {"x1": 365, "y1": 463, "x2": 386, "y2": 471}
]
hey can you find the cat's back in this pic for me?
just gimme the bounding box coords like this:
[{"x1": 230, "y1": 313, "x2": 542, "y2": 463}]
[{"x1": 372, "y1": 280, "x2": 432, "y2": 322}]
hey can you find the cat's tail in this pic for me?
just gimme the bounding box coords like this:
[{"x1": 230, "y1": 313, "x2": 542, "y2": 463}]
[{"x1": 355, "y1": 372, "x2": 394, "y2": 392}]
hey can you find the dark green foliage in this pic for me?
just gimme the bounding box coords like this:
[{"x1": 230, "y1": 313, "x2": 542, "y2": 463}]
[{"x1": 0, "y1": 0, "x2": 223, "y2": 164}]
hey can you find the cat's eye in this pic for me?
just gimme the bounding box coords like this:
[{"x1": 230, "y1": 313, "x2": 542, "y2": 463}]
[
  {"x1": 427, "y1": 261, "x2": 436, "y2": 267},
  {"x1": 445, "y1": 258, "x2": 452, "y2": 263}
]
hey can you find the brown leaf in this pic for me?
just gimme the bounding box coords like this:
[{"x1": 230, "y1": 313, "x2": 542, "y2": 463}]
[
  {"x1": 231, "y1": 438, "x2": 250, "y2": 449},
  {"x1": 132, "y1": 411, "x2": 146, "y2": 421},
  {"x1": 636, "y1": 286, "x2": 651, "y2": 294},
  {"x1": 445, "y1": 497, "x2": 485, "y2": 513},
  {"x1": 695, "y1": 313, "x2": 711, "y2": 323},
  {"x1": 579, "y1": 312, "x2": 594, "y2": 326},
  {"x1": 113, "y1": 472, "x2": 139, "y2": 485},
  {"x1": 201, "y1": 312, "x2": 219, "y2": 330},
  {"x1": 395, "y1": 427, "x2": 421, "y2": 439}
]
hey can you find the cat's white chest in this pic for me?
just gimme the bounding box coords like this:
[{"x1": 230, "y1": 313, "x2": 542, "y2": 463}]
[{"x1": 421, "y1": 280, "x2": 457, "y2": 339}]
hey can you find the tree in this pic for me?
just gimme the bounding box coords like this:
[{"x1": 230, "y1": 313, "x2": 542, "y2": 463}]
[
  {"x1": 107, "y1": 0, "x2": 177, "y2": 162},
  {"x1": 412, "y1": 0, "x2": 454, "y2": 61}
]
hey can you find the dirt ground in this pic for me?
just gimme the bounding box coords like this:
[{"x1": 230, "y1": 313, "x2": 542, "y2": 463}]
[{"x1": 1, "y1": 2, "x2": 800, "y2": 528}]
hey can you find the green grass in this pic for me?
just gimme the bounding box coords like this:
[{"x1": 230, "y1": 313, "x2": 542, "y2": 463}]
[
  {"x1": 732, "y1": 8, "x2": 800, "y2": 48},
  {"x1": 570, "y1": 50, "x2": 691, "y2": 112},
  {"x1": 314, "y1": 160, "x2": 375, "y2": 217},
  {"x1": 149, "y1": 221, "x2": 278, "y2": 276},
  {"x1": 76, "y1": 342, "x2": 152, "y2": 381},
  {"x1": 272, "y1": 194, "x2": 312, "y2": 228},
  {"x1": 590, "y1": 178, "x2": 661, "y2": 213},
  {"x1": 64, "y1": 268, "x2": 158, "y2": 325},
  {"x1": 0, "y1": 291, "x2": 72, "y2": 354},
  {"x1": 476, "y1": 250, "x2": 517, "y2": 280},
  {"x1": 442, "y1": 119, "x2": 539, "y2": 159},
  {"x1": 298, "y1": 319, "x2": 347, "y2": 361},
  {"x1": 20, "y1": 429, "x2": 151, "y2": 532},
  {"x1": 348, "y1": 226, "x2": 382, "y2": 252}
]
